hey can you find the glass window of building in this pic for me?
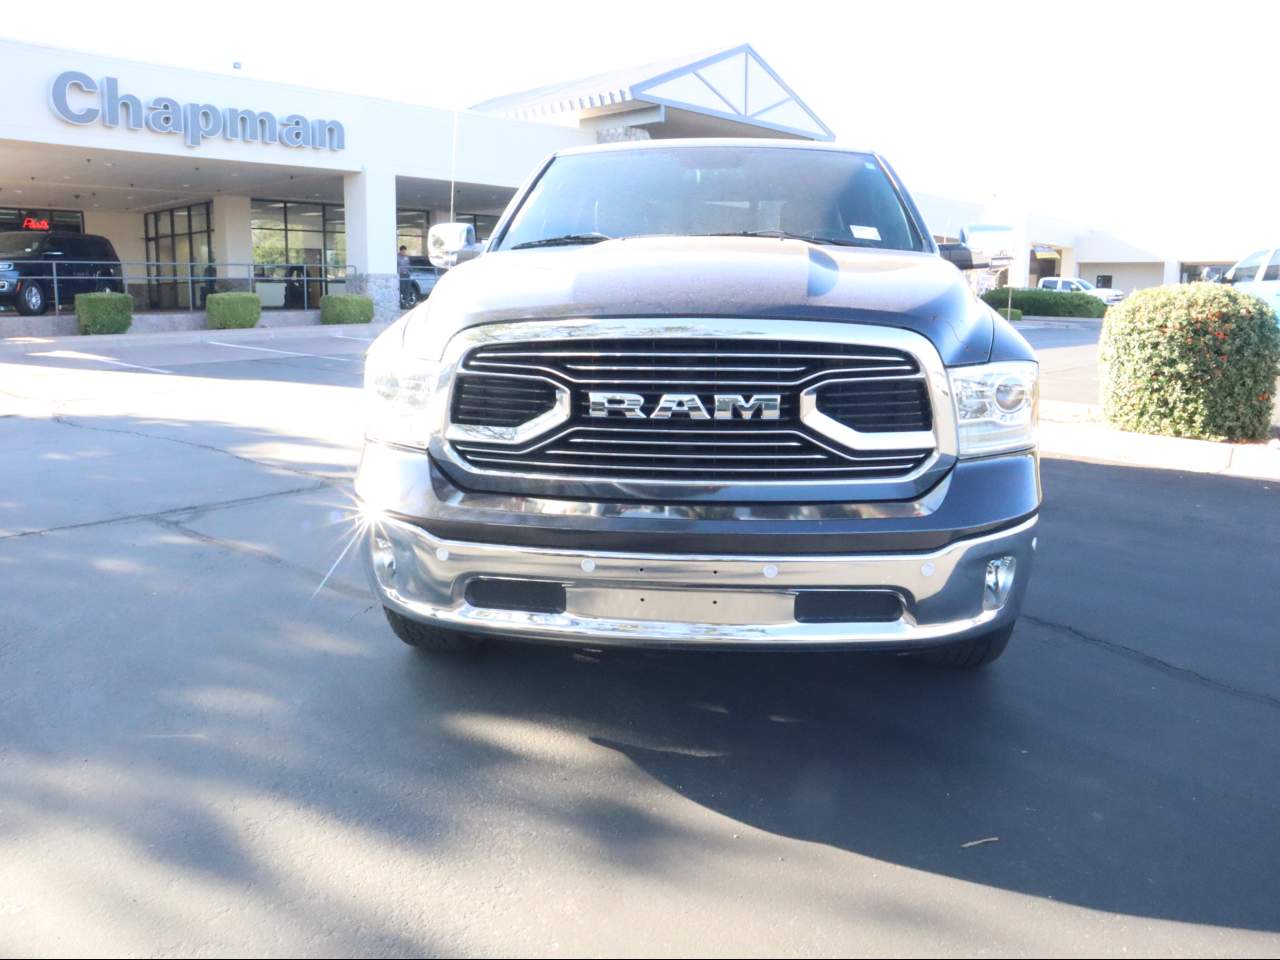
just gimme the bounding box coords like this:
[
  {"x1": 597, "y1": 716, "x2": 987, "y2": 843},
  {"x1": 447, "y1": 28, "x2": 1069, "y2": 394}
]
[
  {"x1": 144, "y1": 201, "x2": 213, "y2": 310},
  {"x1": 454, "y1": 213, "x2": 499, "y2": 243},
  {"x1": 396, "y1": 209, "x2": 430, "y2": 256},
  {"x1": 0, "y1": 208, "x2": 85, "y2": 233},
  {"x1": 250, "y1": 199, "x2": 347, "y2": 309}
]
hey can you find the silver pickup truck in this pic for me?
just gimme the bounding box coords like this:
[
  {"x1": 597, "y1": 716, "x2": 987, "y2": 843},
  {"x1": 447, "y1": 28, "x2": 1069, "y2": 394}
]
[
  {"x1": 401, "y1": 256, "x2": 442, "y2": 308},
  {"x1": 358, "y1": 140, "x2": 1040, "y2": 669}
]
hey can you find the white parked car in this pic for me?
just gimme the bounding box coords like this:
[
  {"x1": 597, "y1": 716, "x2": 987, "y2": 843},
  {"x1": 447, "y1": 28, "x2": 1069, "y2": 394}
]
[
  {"x1": 1039, "y1": 276, "x2": 1126, "y2": 306},
  {"x1": 1222, "y1": 249, "x2": 1280, "y2": 315}
]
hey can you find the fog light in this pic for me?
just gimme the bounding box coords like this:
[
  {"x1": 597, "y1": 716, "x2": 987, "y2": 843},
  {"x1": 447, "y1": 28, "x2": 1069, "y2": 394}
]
[
  {"x1": 983, "y1": 556, "x2": 1016, "y2": 610},
  {"x1": 372, "y1": 536, "x2": 396, "y2": 580}
]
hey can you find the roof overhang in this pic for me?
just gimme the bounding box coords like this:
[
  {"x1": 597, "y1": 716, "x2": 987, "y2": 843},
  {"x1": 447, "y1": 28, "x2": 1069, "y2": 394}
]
[{"x1": 471, "y1": 44, "x2": 833, "y2": 142}]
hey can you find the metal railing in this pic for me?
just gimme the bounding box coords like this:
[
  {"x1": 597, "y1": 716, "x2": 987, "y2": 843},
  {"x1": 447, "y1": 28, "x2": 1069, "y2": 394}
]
[{"x1": 0, "y1": 259, "x2": 355, "y2": 314}]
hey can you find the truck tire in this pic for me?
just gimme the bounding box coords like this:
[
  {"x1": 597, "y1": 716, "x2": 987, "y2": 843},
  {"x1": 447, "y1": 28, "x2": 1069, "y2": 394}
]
[
  {"x1": 16, "y1": 282, "x2": 47, "y2": 316},
  {"x1": 912, "y1": 623, "x2": 1013, "y2": 669},
  {"x1": 383, "y1": 606, "x2": 485, "y2": 654}
]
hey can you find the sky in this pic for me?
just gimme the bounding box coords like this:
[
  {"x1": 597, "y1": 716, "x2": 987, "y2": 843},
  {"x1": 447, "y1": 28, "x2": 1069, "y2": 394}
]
[{"x1": 5, "y1": 0, "x2": 1277, "y2": 258}]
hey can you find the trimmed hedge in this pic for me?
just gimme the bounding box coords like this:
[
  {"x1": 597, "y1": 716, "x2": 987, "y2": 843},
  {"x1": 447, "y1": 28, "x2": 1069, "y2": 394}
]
[
  {"x1": 1100, "y1": 283, "x2": 1280, "y2": 441},
  {"x1": 74, "y1": 292, "x2": 132, "y2": 335},
  {"x1": 981, "y1": 287, "x2": 1107, "y2": 318},
  {"x1": 320, "y1": 294, "x2": 374, "y2": 325},
  {"x1": 996, "y1": 307, "x2": 1022, "y2": 323},
  {"x1": 206, "y1": 292, "x2": 261, "y2": 329}
]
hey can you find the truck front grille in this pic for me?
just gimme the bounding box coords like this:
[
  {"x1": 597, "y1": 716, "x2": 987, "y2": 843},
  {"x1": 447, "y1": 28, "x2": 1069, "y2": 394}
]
[
  {"x1": 448, "y1": 337, "x2": 935, "y2": 483},
  {"x1": 815, "y1": 379, "x2": 932, "y2": 433},
  {"x1": 452, "y1": 375, "x2": 558, "y2": 427}
]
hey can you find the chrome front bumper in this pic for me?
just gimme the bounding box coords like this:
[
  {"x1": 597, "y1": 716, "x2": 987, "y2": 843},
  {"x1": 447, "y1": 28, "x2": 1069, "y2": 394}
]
[{"x1": 364, "y1": 512, "x2": 1038, "y2": 650}]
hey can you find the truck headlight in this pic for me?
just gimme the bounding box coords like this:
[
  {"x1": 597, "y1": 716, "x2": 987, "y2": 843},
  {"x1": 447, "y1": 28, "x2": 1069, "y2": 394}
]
[
  {"x1": 364, "y1": 343, "x2": 444, "y2": 450},
  {"x1": 948, "y1": 361, "x2": 1038, "y2": 457}
]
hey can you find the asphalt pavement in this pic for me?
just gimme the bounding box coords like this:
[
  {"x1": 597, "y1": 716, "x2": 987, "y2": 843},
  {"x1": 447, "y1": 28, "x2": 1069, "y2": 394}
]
[
  {"x1": 1, "y1": 331, "x2": 1278, "y2": 957},
  {"x1": 1020, "y1": 322, "x2": 1105, "y2": 406}
]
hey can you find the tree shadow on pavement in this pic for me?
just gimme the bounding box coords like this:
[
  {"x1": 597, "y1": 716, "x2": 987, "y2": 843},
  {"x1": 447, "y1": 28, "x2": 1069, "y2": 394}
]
[{"x1": 2, "y1": 388, "x2": 1278, "y2": 952}]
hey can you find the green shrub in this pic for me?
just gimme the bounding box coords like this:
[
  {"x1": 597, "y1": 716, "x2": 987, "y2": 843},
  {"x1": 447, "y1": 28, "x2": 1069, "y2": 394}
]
[
  {"x1": 1100, "y1": 283, "x2": 1280, "y2": 441},
  {"x1": 996, "y1": 307, "x2": 1022, "y2": 323},
  {"x1": 981, "y1": 287, "x2": 1108, "y2": 318},
  {"x1": 74, "y1": 292, "x2": 132, "y2": 335},
  {"x1": 206, "y1": 292, "x2": 261, "y2": 329},
  {"x1": 319, "y1": 294, "x2": 374, "y2": 325}
]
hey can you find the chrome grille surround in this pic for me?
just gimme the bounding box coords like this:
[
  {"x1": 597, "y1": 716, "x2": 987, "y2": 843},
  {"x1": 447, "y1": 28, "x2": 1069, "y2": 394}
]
[{"x1": 429, "y1": 318, "x2": 957, "y2": 503}]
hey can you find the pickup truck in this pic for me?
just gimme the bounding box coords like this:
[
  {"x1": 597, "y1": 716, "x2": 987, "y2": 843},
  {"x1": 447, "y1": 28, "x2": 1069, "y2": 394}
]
[
  {"x1": 357, "y1": 140, "x2": 1040, "y2": 669},
  {"x1": 401, "y1": 256, "x2": 442, "y2": 308},
  {"x1": 1039, "y1": 276, "x2": 1125, "y2": 306}
]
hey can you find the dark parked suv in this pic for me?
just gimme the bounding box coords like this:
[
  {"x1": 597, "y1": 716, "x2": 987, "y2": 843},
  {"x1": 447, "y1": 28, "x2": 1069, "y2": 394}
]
[{"x1": 0, "y1": 231, "x2": 123, "y2": 315}]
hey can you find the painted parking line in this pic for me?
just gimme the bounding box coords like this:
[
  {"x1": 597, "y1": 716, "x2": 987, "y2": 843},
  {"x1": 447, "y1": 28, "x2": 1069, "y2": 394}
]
[
  {"x1": 25, "y1": 349, "x2": 172, "y2": 375},
  {"x1": 330, "y1": 333, "x2": 375, "y2": 344},
  {"x1": 205, "y1": 341, "x2": 362, "y2": 362}
]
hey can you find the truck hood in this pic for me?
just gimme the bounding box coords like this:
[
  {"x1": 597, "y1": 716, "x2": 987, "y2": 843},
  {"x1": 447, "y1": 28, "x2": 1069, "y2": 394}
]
[{"x1": 410, "y1": 236, "x2": 996, "y2": 365}]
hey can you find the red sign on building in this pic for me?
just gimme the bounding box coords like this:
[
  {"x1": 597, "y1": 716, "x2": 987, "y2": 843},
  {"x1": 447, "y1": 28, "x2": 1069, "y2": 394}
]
[{"x1": 22, "y1": 217, "x2": 50, "y2": 231}]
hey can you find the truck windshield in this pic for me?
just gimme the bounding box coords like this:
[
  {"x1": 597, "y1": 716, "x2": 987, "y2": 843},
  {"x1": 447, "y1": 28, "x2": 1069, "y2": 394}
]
[
  {"x1": 495, "y1": 146, "x2": 926, "y2": 253},
  {"x1": 0, "y1": 232, "x2": 45, "y2": 256}
]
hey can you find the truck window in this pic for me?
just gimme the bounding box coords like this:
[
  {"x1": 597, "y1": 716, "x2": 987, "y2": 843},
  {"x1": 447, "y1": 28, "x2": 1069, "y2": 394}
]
[
  {"x1": 497, "y1": 146, "x2": 926, "y2": 253},
  {"x1": 1227, "y1": 250, "x2": 1266, "y2": 284}
]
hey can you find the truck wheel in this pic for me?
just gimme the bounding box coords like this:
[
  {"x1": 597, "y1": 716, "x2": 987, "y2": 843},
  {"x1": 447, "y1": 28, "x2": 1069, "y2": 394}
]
[
  {"x1": 383, "y1": 606, "x2": 485, "y2": 654},
  {"x1": 912, "y1": 623, "x2": 1013, "y2": 669},
  {"x1": 16, "y1": 282, "x2": 47, "y2": 316}
]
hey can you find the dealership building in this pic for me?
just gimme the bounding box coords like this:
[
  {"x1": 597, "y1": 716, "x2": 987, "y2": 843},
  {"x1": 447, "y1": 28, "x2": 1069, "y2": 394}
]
[{"x1": 0, "y1": 37, "x2": 1235, "y2": 328}]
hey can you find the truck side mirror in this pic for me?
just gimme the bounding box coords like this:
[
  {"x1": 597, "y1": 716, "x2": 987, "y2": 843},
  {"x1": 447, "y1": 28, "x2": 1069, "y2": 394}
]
[
  {"x1": 938, "y1": 242, "x2": 975, "y2": 270},
  {"x1": 959, "y1": 225, "x2": 1017, "y2": 272},
  {"x1": 427, "y1": 222, "x2": 481, "y2": 269}
]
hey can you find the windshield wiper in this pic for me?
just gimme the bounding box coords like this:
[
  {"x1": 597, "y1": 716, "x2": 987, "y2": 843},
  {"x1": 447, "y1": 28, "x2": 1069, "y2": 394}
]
[
  {"x1": 509, "y1": 232, "x2": 612, "y2": 250},
  {"x1": 699, "y1": 230, "x2": 880, "y2": 248}
]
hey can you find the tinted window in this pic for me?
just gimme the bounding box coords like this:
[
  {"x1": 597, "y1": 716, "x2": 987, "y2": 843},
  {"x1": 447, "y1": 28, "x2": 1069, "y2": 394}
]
[
  {"x1": 61, "y1": 236, "x2": 89, "y2": 259},
  {"x1": 83, "y1": 237, "x2": 115, "y2": 261},
  {"x1": 1228, "y1": 250, "x2": 1266, "y2": 283},
  {"x1": 1263, "y1": 251, "x2": 1280, "y2": 282},
  {"x1": 1043, "y1": 279, "x2": 1058, "y2": 290},
  {"x1": 497, "y1": 147, "x2": 926, "y2": 253}
]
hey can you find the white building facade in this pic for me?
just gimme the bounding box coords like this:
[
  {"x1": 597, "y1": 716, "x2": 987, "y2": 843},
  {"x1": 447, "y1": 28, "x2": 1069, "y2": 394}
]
[{"x1": 0, "y1": 38, "x2": 1234, "y2": 323}]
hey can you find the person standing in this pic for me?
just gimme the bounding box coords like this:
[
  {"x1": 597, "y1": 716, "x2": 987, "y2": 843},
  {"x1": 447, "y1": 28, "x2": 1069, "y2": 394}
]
[{"x1": 397, "y1": 245, "x2": 411, "y2": 306}]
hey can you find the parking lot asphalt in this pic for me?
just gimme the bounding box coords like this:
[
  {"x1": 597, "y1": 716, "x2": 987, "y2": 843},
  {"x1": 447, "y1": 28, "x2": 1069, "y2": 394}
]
[
  {"x1": 2, "y1": 334, "x2": 1279, "y2": 957},
  {"x1": 1020, "y1": 323, "x2": 1105, "y2": 407}
]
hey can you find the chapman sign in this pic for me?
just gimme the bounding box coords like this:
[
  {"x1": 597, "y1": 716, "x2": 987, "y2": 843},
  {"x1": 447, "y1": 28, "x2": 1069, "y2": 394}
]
[{"x1": 49, "y1": 71, "x2": 345, "y2": 151}]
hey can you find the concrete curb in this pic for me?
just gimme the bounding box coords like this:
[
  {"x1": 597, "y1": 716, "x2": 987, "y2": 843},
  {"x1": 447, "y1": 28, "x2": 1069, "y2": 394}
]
[
  {"x1": 0, "y1": 320, "x2": 393, "y2": 356},
  {"x1": 1040, "y1": 400, "x2": 1280, "y2": 482},
  {"x1": 1019, "y1": 316, "x2": 1105, "y2": 330}
]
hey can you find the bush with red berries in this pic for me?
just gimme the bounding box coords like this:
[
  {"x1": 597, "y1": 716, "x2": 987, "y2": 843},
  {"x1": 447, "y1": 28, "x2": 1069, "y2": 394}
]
[{"x1": 1100, "y1": 283, "x2": 1280, "y2": 441}]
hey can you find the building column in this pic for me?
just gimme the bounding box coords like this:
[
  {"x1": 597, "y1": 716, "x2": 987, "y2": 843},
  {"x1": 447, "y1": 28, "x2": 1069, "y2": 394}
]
[
  {"x1": 1007, "y1": 235, "x2": 1032, "y2": 288},
  {"x1": 344, "y1": 168, "x2": 399, "y2": 322},
  {"x1": 211, "y1": 196, "x2": 253, "y2": 291},
  {"x1": 1162, "y1": 258, "x2": 1181, "y2": 286},
  {"x1": 1059, "y1": 246, "x2": 1077, "y2": 279}
]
